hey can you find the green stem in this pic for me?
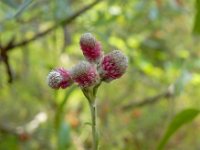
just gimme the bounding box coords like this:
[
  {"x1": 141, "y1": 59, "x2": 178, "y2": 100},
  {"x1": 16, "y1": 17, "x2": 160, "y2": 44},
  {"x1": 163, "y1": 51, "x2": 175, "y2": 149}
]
[
  {"x1": 82, "y1": 83, "x2": 101, "y2": 150},
  {"x1": 89, "y1": 101, "x2": 98, "y2": 150}
]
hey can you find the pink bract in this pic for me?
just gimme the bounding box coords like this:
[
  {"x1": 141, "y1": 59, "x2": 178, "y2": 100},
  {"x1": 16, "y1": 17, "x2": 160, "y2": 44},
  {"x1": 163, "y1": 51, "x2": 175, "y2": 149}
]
[
  {"x1": 80, "y1": 33, "x2": 103, "y2": 63},
  {"x1": 99, "y1": 50, "x2": 128, "y2": 82},
  {"x1": 71, "y1": 61, "x2": 100, "y2": 88},
  {"x1": 47, "y1": 68, "x2": 73, "y2": 89}
]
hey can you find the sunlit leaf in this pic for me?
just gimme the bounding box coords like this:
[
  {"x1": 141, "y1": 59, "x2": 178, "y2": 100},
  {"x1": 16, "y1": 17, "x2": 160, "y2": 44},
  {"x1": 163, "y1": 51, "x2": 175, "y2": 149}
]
[{"x1": 157, "y1": 109, "x2": 199, "y2": 150}]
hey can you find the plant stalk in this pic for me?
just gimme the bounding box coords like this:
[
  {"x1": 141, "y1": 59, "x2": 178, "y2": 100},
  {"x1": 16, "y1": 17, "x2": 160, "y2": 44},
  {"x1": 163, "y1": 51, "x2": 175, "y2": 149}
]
[
  {"x1": 90, "y1": 101, "x2": 98, "y2": 150},
  {"x1": 82, "y1": 84, "x2": 100, "y2": 150}
]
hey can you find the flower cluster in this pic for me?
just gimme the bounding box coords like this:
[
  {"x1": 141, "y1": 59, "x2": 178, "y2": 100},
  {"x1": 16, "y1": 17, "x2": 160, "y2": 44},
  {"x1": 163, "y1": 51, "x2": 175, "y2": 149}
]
[{"x1": 47, "y1": 33, "x2": 128, "y2": 89}]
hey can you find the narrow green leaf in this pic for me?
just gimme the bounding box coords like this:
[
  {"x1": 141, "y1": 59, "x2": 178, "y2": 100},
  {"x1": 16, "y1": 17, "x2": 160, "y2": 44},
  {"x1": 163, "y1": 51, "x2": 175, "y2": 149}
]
[
  {"x1": 58, "y1": 121, "x2": 71, "y2": 150},
  {"x1": 14, "y1": 0, "x2": 34, "y2": 18},
  {"x1": 157, "y1": 108, "x2": 199, "y2": 150},
  {"x1": 193, "y1": 0, "x2": 200, "y2": 35},
  {"x1": 55, "y1": 86, "x2": 77, "y2": 129},
  {"x1": 1, "y1": 0, "x2": 19, "y2": 9}
]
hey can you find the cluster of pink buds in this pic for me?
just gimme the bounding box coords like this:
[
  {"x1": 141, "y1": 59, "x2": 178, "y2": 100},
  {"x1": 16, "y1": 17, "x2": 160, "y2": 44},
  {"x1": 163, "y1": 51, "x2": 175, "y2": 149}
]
[
  {"x1": 47, "y1": 33, "x2": 128, "y2": 89},
  {"x1": 47, "y1": 68, "x2": 73, "y2": 89},
  {"x1": 71, "y1": 61, "x2": 100, "y2": 88}
]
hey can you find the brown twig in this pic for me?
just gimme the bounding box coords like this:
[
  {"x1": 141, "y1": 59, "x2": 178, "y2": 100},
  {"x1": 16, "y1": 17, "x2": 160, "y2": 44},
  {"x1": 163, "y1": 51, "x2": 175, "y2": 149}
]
[
  {"x1": 62, "y1": 26, "x2": 71, "y2": 53},
  {"x1": 0, "y1": 0, "x2": 102, "y2": 83},
  {"x1": 121, "y1": 87, "x2": 174, "y2": 111},
  {"x1": 3, "y1": 55, "x2": 13, "y2": 83},
  {"x1": 7, "y1": 0, "x2": 103, "y2": 51},
  {"x1": 0, "y1": 112, "x2": 47, "y2": 137},
  {"x1": 0, "y1": 38, "x2": 15, "y2": 83}
]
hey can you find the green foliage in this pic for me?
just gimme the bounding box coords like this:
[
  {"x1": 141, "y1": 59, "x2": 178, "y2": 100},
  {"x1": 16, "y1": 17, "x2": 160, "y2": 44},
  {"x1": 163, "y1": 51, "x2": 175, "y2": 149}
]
[
  {"x1": 0, "y1": 135, "x2": 19, "y2": 150},
  {"x1": 157, "y1": 109, "x2": 199, "y2": 150},
  {"x1": 54, "y1": 0, "x2": 72, "y2": 20},
  {"x1": 0, "y1": 0, "x2": 200, "y2": 149},
  {"x1": 14, "y1": 0, "x2": 34, "y2": 18},
  {"x1": 55, "y1": 86, "x2": 77, "y2": 129},
  {"x1": 1, "y1": 0, "x2": 19, "y2": 9},
  {"x1": 193, "y1": 0, "x2": 200, "y2": 34}
]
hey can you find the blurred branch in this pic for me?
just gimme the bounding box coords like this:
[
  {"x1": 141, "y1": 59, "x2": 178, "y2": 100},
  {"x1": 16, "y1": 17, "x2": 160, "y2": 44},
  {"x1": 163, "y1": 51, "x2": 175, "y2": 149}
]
[
  {"x1": 121, "y1": 86, "x2": 174, "y2": 111},
  {"x1": 7, "y1": 0, "x2": 103, "y2": 51},
  {"x1": 0, "y1": 112, "x2": 47, "y2": 141},
  {"x1": 3, "y1": 55, "x2": 13, "y2": 83},
  {"x1": 62, "y1": 26, "x2": 72, "y2": 53},
  {"x1": 0, "y1": 37, "x2": 15, "y2": 83},
  {"x1": 0, "y1": 0, "x2": 103, "y2": 82},
  {"x1": 0, "y1": 124, "x2": 18, "y2": 136}
]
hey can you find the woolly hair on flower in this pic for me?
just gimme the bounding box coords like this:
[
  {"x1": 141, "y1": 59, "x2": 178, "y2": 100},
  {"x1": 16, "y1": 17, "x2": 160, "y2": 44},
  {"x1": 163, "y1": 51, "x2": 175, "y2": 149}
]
[
  {"x1": 80, "y1": 33, "x2": 103, "y2": 63},
  {"x1": 47, "y1": 68, "x2": 73, "y2": 89},
  {"x1": 71, "y1": 61, "x2": 100, "y2": 88},
  {"x1": 98, "y1": 50, "x2": 128, "y2": 82}
]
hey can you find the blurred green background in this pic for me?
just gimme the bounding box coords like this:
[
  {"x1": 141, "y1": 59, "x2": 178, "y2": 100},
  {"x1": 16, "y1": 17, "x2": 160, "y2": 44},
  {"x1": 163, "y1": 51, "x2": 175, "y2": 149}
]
[{"x1": 0, "y1": 0, "x2": 200, "y2": 149}]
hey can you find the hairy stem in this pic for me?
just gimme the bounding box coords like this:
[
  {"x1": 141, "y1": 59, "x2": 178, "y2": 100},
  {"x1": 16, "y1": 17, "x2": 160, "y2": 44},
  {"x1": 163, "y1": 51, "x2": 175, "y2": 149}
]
[
  {"x1": 89, "y1": 101, "x2": 98, "y2": 150},
  {"x1": 82, "y1": 84, "x2": 101, "y2": 149}
]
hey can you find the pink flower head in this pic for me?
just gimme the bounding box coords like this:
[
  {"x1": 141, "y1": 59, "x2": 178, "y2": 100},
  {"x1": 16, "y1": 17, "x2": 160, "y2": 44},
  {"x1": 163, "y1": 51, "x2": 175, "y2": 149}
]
[
  {"x1": 47, "y1": 68, "x2": 73, "y2": 89},
  {"x1": 80, "y1": 33, "x2": 103, "y2": 63},
  {"x1": 71, "y1": 61, "x2": 100, "y2": 88},
  {"x1": 99, "y1": 50, "x2": 128, "y2": 82}
]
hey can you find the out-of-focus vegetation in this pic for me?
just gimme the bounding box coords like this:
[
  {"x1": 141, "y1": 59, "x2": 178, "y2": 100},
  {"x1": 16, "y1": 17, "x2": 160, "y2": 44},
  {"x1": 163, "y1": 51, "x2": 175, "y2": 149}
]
[{"x1": 0, "y1": 0, "x2": 200, "y2": 149}]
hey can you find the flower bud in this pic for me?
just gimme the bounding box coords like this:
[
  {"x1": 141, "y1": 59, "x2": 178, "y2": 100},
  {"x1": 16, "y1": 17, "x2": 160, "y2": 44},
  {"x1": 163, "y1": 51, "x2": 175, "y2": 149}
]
[
  {"x1": 80, "y1": 33, "x2": 103, "y2": 63},
  {"x1": 47, "y1": 68, "x2": 73, "y2": 89},
  {"x1": 99, "y1": 50, "x2": 128, "y2": 82},
  {"x1": 71, "y1": 61, "x2": 100, "y2": 88}
]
